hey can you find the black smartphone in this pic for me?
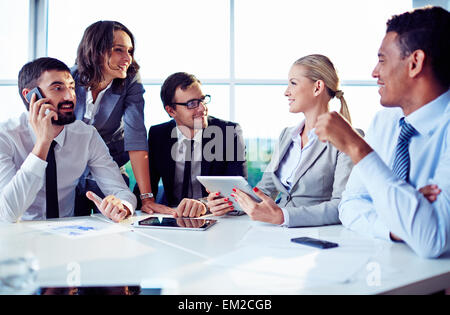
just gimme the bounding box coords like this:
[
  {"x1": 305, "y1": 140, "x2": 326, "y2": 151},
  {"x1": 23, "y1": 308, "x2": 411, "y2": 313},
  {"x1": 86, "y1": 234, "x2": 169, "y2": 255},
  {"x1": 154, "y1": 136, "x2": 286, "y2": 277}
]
[
  {"x1": 25, "y1": 87, "x2": 43, "y2": 103},
  {"x1": 291, "y1": 237, "x2": 338, "y2": 249}
]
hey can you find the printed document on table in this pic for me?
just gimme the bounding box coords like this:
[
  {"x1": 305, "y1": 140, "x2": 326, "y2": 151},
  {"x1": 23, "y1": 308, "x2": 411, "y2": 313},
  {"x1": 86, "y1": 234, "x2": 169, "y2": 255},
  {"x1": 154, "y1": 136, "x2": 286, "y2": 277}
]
[{"x1": 29, "y1": 218, "x2": 129, "y2": 239}]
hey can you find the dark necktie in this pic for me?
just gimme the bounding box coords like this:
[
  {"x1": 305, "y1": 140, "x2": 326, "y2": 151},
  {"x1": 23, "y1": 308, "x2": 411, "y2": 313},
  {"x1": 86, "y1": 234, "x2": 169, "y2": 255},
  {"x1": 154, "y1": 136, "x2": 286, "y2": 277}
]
[
  {"x1": 392, "y1": 118, "x2": 417, "y2": 183},
  {"x1": 181, "y1": 139, "x2": 195, "y2": 199},
  {"x1": 46, "y1": 140, "x2": 59, "y2": 219}
]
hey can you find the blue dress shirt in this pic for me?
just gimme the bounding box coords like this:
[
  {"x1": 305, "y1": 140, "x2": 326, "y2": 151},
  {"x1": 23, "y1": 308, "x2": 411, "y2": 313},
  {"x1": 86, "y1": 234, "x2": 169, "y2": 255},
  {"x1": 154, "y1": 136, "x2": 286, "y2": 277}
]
[{"x1": 339, "y1": 90, "x2": 450, "y2": 258}]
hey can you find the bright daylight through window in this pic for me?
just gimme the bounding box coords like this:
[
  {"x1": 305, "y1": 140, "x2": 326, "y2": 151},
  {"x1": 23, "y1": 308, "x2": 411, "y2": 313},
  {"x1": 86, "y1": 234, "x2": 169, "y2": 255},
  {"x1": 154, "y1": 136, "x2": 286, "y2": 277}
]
[{"x1": 0, "y1": 0, "x2": 415, "y2": 185}]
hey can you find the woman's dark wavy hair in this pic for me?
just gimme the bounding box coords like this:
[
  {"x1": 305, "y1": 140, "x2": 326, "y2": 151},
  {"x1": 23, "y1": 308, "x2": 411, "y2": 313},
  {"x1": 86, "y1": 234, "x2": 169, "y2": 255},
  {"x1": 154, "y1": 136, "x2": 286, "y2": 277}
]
[
  {"x1": 75, "y1": 20, "x2": 140, "y2": 90},
  {"x1": 387, "y1": 6, "x2": 450, "y2": 88}
]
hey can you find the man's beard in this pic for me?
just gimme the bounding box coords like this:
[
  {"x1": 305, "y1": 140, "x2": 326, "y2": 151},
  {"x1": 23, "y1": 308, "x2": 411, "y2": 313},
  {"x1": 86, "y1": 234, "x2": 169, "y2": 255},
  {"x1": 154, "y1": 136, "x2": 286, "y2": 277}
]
[{"x1": 52, "y1": 101, "x2": 76, "y2": 126}]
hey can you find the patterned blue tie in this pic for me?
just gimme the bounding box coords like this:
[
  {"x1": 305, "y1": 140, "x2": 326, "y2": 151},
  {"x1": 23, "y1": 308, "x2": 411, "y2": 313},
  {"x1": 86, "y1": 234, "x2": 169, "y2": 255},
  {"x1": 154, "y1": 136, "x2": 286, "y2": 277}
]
[{"x1": 392, "y1": 118, "x2": 417, "y2": 182}]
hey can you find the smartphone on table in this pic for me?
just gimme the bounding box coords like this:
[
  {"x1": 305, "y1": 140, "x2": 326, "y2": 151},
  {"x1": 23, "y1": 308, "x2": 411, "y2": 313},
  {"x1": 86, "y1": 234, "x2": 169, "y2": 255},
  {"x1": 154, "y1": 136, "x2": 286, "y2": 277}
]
[{"x1": 291, "y1": 237, "x2": 338, "y2": 249}]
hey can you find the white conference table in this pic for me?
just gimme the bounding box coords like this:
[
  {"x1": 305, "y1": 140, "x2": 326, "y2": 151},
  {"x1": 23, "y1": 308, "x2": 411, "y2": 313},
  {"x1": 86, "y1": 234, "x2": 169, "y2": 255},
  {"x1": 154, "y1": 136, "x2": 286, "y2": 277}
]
[{"x1": 1, "y1": 211, "x2": 449, "y2": 295}]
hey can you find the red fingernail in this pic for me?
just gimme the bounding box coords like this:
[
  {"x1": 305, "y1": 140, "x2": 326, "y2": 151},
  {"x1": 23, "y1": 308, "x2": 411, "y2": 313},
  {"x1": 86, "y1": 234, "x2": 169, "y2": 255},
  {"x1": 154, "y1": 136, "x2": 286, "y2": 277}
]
[
  {"x1": 253, "y1": 187, "x2": 259, "y2": 192},
  {"x1": 232, "y1": 188, "x2": 236, "y2": 192},
  {"x1": 230, "y1": 206, "x2": 234, "y2": 210},
  {"x1": 216, "y1": 192, "x2": 220, "y2": 196},
  {"x1": 228, "y1": 202, "x2": 233, "y2": 206},
  {"x1": 230, "y1": 194, "x2": 235, "y2": 197},
  {"x1": 224, "y1": 198, "x2": 229, "y2": 201}
]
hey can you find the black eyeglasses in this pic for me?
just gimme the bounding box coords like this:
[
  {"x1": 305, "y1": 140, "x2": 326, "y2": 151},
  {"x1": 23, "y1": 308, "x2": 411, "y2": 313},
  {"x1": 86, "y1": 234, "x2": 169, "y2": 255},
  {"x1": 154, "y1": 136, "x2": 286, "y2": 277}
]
[{"x1": 172, "y1": 95, "x2": 211, "y2": 109}]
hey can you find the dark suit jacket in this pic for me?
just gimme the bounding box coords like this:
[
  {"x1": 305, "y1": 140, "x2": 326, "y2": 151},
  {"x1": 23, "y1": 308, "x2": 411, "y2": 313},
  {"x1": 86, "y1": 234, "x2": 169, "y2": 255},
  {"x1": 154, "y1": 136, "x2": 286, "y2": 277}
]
[{"x1": 146, "y1": 116, "x2": 247, "y2": 207}]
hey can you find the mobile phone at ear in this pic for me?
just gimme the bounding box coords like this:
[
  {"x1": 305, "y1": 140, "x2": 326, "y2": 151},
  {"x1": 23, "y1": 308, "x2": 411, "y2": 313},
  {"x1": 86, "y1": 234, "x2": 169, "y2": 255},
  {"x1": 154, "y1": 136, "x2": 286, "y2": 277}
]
[
  {"x1": 291, "y1": 237, "x2": 338, "y2": 249},
  {"x1": 25, "y1": 87, "x2": 43, "y2": 103}
]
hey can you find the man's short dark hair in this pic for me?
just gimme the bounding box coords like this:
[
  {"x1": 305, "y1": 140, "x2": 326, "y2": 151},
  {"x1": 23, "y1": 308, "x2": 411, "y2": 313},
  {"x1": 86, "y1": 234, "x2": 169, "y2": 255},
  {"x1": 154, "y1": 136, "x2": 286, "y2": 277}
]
[
  {"x1": 386, "y1": 6, "x2": 450, "y2": 88},
  {"x1": 18, "y1": 57, "x2": 71, "y2": 110},
  {"x1": 160, "y1": 72, "x2": 201, "y2": 110}
]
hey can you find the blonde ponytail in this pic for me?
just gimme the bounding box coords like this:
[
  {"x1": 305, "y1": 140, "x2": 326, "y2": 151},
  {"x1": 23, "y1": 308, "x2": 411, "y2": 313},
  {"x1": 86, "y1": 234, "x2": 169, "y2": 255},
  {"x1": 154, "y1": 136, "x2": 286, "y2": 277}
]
[{"x1": 335, "y1": 90, "x2": 352, "y2": 124}]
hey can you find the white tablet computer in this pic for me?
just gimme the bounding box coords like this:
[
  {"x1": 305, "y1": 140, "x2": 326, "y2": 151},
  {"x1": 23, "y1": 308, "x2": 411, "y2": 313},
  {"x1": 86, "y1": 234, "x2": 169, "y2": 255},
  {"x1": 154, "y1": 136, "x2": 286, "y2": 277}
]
[
  {"x1": 133, "y1": 216, "x2": 217, "y2": 231},
  {"x1": 196, "y1": 176, "x2": 262, "y2": 214}
]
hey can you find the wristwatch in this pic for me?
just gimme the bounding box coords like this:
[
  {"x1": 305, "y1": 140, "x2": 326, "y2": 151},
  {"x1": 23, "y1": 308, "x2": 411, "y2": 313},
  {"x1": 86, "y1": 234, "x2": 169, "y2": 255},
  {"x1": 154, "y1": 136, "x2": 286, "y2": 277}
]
[{"x1": 139, "y1": 192, "x2": 154, "y2": 201}]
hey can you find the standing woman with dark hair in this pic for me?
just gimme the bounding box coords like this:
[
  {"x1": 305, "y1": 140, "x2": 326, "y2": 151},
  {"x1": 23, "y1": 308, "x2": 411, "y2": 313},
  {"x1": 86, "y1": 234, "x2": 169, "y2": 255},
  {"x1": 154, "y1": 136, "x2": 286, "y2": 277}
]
[{"x1": 72, "y1": 20, "x2": 156, "y2": 214}]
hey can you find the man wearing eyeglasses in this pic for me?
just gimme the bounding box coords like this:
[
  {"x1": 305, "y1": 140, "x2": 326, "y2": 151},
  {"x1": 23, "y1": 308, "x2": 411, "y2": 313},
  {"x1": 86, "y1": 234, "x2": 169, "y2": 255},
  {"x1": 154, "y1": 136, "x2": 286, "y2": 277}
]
[{"x1": 136, "y1": 72, "x2": 247, "y2": 217}]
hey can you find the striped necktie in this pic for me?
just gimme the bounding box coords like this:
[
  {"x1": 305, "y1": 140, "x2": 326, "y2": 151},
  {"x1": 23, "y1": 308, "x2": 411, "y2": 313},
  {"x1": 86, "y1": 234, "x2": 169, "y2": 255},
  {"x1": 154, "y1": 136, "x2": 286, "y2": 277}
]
[{"x1": 392, "y1": 118, "x2": 417, "y2": 182}]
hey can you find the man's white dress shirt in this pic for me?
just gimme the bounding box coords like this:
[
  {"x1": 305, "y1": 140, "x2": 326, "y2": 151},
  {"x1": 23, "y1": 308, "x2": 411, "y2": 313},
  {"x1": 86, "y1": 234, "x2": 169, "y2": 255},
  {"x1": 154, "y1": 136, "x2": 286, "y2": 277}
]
[{"x1": 0, "y1": 112, "x2": 136, "y2": 222}]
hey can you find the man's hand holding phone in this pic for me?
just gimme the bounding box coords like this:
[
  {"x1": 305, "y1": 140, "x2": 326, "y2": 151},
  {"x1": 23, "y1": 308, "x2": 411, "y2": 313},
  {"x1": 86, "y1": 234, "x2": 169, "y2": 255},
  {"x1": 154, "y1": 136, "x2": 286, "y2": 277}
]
[{"x1": 26, "y1": 89, "x2": 59, "y2": 161}]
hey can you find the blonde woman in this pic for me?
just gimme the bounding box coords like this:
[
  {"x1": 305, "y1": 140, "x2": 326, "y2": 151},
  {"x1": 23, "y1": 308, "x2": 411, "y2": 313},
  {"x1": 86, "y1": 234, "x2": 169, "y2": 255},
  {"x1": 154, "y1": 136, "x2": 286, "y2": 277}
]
[{"x1": 207, "y1": 54, "x2": 355, "y2": 227}]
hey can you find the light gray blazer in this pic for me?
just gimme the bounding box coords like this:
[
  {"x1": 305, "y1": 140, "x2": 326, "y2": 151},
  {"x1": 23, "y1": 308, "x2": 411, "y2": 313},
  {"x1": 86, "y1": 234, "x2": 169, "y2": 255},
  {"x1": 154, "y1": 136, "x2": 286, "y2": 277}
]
[{"x1": 257, "y1": 126, "x2": 353, "y2": 227}]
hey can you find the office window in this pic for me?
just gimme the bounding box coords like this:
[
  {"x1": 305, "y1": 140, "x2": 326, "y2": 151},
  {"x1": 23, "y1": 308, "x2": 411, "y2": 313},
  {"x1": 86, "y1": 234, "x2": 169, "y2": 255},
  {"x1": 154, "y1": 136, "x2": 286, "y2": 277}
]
[
  {"x1": 0, "y1": 86, "x2": 28, "y2": 120},
  {"x1": 234, "y1": 0, "x2": 412, "y2": 133},
  {"x1": 45, "y1": 0, "x2": 414, "y2": 133},
  {"x1": 0, "y1": 0, "x2": 29, "y2": 80},
  {"x1": 236, "y1": 85, "x2": 298, "y2": 140},
  {"x1": 47, "y1": 0, "x2": 229, "y2": 80},
  {"x1": 0, "y1": 0, "x2": 29, "y2": 121},
  {"x1": 47, "y1": 0, "x2": 229, "y2": 132},
  {"x1": 22, "y1": 0, "x2": 418, "y2": 186},
  {"x1": 233, "y1": 0, "x2": 412, "y2": 184},
  {"x1": 235, "y1": 0, "x2": 412, "y2": 80}
]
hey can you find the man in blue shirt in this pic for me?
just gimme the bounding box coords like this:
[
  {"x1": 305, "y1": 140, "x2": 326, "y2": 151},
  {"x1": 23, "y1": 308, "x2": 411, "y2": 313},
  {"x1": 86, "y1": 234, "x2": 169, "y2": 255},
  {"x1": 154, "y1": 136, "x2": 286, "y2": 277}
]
[{"x1": 315, "y1": 6, "x2": 450, "y2": 258}]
